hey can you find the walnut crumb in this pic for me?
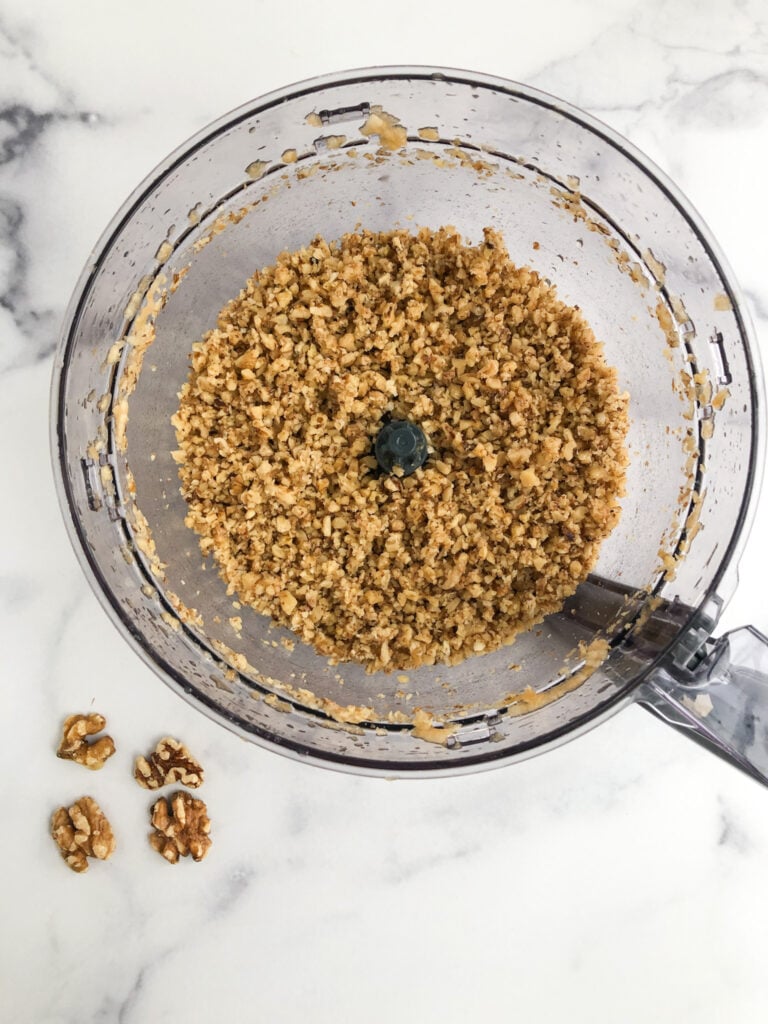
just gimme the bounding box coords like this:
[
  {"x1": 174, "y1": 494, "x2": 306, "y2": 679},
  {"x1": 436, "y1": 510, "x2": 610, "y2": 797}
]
[
  {"x1": 134, "y1": 736, "x2": 204, "y2": 790},
  {"x1": 57, "y1": 713, "x2": 116, "y2": 770},
  {"x1": 51, "y1": 796, "x2": 116, "y2": 873},
  {"x1": 149, "y1": 791, "x2": 212, "y2": 863},
  {"x1": 173, "y1": 227, "x2": 628, "y2": 672}
]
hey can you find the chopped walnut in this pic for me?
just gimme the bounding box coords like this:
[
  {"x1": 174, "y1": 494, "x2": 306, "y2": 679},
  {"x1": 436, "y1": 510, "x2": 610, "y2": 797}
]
[
  {"x1": 50, "y1": 796, "x2": 116, "y2": 873},
  {"x1": 149, "y1": 791, "x2": 212, "y2": 863},
  {"x1": 134, "y1": 736, "x2": 204, "y2": 790},
  {"x1": 57, "y1": 713, "x2": 116, "y2": 770},
  {"x1": 173, "y1": 226, "x2": 629, "y2": 672}
]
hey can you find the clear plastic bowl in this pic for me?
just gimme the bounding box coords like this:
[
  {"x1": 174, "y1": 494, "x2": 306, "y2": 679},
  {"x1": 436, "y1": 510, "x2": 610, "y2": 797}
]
[{"x1": 52, "y1": 68, "x2": 764, "y2": 777}]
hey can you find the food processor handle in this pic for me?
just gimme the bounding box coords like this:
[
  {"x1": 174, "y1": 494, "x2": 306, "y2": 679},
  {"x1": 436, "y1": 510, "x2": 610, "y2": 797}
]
[{"x1": 636, "y1": 626, "x2": 768, "y2": 786}]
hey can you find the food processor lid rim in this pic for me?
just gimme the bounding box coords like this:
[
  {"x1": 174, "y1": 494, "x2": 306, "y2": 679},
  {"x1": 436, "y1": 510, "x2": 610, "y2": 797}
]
[{"x1": 50, "y1": 65, "x2": 765, "y2": 777}]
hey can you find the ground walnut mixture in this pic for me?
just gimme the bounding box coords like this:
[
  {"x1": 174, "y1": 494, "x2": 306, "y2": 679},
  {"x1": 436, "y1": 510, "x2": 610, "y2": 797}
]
[{"x1": 172, "y1": 227, "x2": 628, "y2": 672}]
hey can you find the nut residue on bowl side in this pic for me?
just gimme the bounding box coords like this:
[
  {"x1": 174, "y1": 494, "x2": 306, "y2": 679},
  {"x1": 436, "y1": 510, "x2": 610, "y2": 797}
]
[{"x1": 172, "y1": 227, "x2": 629, "y2": 673}]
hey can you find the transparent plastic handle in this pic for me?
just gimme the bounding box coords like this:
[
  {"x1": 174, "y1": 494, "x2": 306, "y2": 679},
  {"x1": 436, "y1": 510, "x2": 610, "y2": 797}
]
[{"x1": 637, "y1": 626, "x2": 768, "y2": 786}]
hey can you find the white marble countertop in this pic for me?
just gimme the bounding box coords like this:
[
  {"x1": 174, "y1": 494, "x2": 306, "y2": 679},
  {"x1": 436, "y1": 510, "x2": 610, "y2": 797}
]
[{"x1": 2, "y1": 1, "x2": 768, "y2": 1021}]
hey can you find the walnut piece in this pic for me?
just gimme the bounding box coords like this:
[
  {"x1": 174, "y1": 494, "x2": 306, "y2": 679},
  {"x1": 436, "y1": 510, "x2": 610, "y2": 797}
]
[
  {"x1": 57, "y1": 713, "x2": 116, "y2": 770},
  {"x1": 149, "y1": 791, "x2": 212, "y2": 863},
  {"x1": 134, "y1": 736, "x2": 204, "y2": 790},
  {"x1": 50, "y1": 796, "x2": 116, "y2": 873}
]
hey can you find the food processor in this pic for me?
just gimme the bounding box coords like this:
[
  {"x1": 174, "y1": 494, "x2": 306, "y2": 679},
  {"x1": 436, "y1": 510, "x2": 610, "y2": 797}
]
[{"x1": 52, "y1": 67, "x2": 768, "y2": 782}]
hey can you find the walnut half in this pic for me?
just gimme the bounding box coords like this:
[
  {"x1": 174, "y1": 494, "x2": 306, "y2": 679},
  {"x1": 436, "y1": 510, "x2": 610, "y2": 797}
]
[
  {"x1": 134, "y1": 736, "x2": 204, "y2": 790},
  {"x1": 57, "y1": 713, "x2": 116, "y2": 770},
  {"x1": 149, "y1": 791, "x2": 212, "y2": 864},
  {"x1": 51, "y1": 796, "x2": 116, "y2": 873}
]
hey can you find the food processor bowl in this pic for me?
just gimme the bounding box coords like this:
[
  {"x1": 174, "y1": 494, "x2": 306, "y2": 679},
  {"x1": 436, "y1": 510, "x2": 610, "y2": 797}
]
[{"x1": 52, "y1": 67, "x2": 768, "y2": 780}]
